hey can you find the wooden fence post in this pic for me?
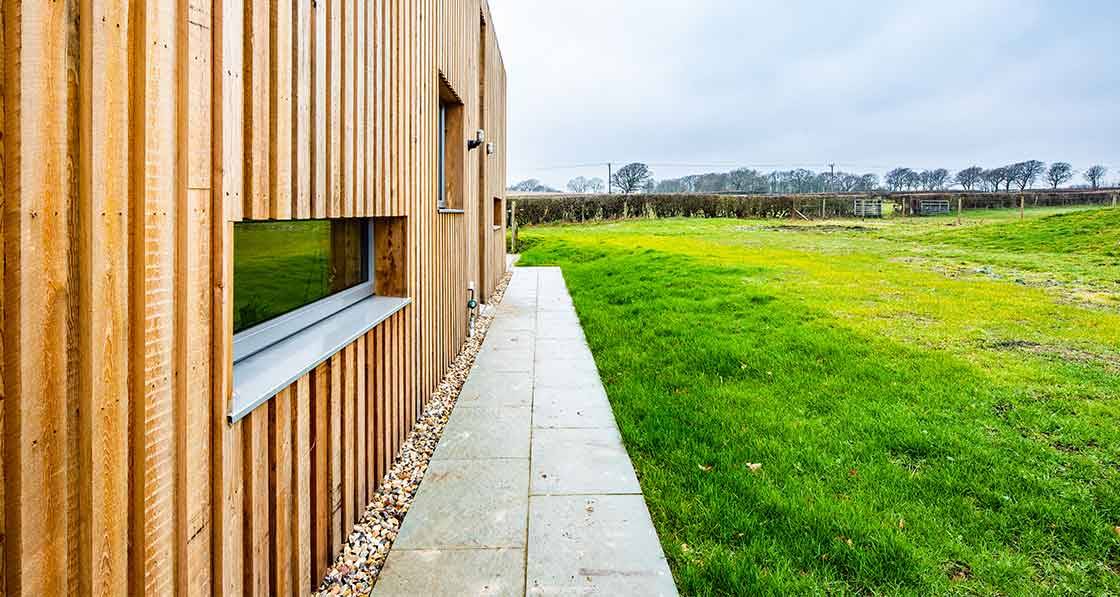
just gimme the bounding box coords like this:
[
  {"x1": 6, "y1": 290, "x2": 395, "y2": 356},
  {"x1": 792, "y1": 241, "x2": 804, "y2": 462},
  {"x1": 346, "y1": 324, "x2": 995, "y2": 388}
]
[
  {"x1": 957, "y1": 196, "x2": 962, "y2": 225},
  {"x1": 820, "y1": 197, "x2": 826, "y2": 219},
  {"x1": 1020, "y1": 194, "x2": 1025, "y2": 220}
]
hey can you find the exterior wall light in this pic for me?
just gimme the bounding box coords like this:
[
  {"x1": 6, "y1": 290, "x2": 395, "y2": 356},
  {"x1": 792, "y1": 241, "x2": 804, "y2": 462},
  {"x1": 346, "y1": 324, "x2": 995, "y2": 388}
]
[
  {"x1": 486, "y1": 142, "x2": 495, "y2": 155},
  {"x1": 468, "y1": 129, "x2": 485, "y2": 150}
]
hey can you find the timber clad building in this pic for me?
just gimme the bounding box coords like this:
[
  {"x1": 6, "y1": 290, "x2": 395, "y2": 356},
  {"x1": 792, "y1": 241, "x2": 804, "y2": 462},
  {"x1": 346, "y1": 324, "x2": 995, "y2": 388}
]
[{"x1": 1, "y1": 0, "x2": 507, "y2": 594}]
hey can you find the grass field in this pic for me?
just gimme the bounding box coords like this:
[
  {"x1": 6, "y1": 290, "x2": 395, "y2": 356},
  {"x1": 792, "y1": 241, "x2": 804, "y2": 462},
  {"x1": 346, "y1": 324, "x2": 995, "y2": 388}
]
[{"x1": 516, "y1": 207, "x2": 1120, "y2": 595}]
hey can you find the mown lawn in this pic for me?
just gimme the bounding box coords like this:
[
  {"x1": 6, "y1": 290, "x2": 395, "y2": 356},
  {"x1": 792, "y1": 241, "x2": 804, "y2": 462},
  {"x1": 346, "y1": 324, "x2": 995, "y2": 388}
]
[{"x1": 516, "y1": 207, "x2": 1120, "y2": 596}]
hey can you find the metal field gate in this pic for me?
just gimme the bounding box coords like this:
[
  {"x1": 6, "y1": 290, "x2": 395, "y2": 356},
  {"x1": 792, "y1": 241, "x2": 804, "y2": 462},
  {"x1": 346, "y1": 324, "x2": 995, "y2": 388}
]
[
  {"x1": 918, "y1": 199, "x2": 951, "y2": 216},
  {"x1": 853, "y1": 197, "x2": 883, "y2": 218}
]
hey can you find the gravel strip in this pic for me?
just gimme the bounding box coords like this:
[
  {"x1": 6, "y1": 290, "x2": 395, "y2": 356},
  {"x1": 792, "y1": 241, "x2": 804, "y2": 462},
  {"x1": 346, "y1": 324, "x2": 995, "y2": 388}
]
[{"x1": 315, "y1": 271, "x2": 515, "y2": 596}]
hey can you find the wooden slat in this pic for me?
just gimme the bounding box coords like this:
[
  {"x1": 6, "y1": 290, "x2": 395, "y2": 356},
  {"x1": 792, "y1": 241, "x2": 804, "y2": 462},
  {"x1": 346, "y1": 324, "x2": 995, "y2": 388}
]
[
  {"x1": 371, "y1": 329, "x2": 385, "y2": 490},
  {"x1": 341, "y1": 344, "x2": 356, "y2": 540},
  {"x1": 396, "y1": 312, "x2": 406, "y2": 446},
  {"x1": 364, "y1": 0, "x2": 375, "y2": 217},
  {"x1": 294, "y1": 0, "x2": 312, "y2": 219},
  {"x1": 342, "y1": 0, "x2": 354, "y2": 218},
  {"x1": 374, "y1": 0, "x2": 385, "y2": 215},
  {"x1": 270, "y1": 0, "x2": 293, "y2": 220},
  {"x1": 76, "y1": 0, "x2": 130, "y2": 594},
  {"x1": 292, "y1": 375, "x2": 313, "y2": 595},
  {"x1": 243, "y1": 408, "x2": 270, "y2": 596},
  {"x1": 212, "y1": 0, "x2": 245, "y2": 565},
  {"x1": 355, "y1": 0, "x2": 366, "y2": 217},
  {"x1": 244, "y1": 0, "x2": 270, "y2": 220},
  {"x1": 2, "y1": 0, "x2": 75, "y2": 593},
  {"x1": 268, "y1": 389, "x2": 292, "y2": 597},
  {"x1": 375, "y1": 323, "x2": 388, "y2": 484},
  {"x1": 184, "y1": 1, "x2": 214, "y2": 594},
  {"x1": 131, "y1": 2, "x2": 180, "y2": 594},
  {"x1": 327, "y1": 0, "x2": 341, "y2": 217},
  {"x1": 310, "y1": 0, "x2": 326, "y2": 218},
  {"x1": 309, "y1": 363, "x2": 329, "y2": 584},
  {"x1": 0, "y1": 2, "x2": 7, "y2": 589},
  {"x1": 328, "y1": 352, "x2": 343, "y2": 559},
  {"x1": 355, "y1": 335, "x2": 368, "y2": 515}
]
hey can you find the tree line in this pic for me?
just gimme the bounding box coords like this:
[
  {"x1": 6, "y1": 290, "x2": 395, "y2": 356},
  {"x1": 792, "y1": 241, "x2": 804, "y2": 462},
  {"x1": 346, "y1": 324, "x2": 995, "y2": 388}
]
[
  {"x1": 509, "y1": 161, "x2": 1112, "y2": 195},
  {"x1": 884, "y1": 162, "x2": 1109, "y2": 192}
]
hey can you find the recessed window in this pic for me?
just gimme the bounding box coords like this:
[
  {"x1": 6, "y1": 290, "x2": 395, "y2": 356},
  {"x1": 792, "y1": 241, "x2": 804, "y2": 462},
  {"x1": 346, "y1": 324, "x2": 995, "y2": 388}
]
[
  {"x1": 228, "y1": 216, "x2": 412, "y2": 424},
  {"x1": 493, "y1": 196, "x2": 503, "y2": 227},
  {"x1": 438, "y1": 78, "x2": 464, "y2": 211},
  {"x1": 234, "y1": 219, "x2": 373, "y2": 360}
]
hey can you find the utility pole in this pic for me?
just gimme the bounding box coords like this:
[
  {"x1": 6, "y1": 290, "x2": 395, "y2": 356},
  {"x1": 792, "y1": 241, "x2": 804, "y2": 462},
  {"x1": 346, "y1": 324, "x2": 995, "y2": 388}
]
[{"x1": 607, "y1": 163, "x2": 612, "y2": 194}]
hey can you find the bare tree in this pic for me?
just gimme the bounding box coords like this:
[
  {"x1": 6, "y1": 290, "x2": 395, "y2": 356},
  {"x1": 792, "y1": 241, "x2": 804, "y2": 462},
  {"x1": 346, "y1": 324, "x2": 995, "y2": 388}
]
[
  {"x1": 885, "y1": 168, "x2": 912, "y2": 191},
  {"x1": 903, "y1": 169, "x2": 921, "y2": 191},
  {"x1": 994, "y1": 165, "x2": 1015, "y2": 191},
  {"x1": 955, "y1": 166, "x2": 983, "y2": 191},
  {"x1": 981, "y1": 168, "x2": 1007, "y2": 192},
  {"x1": 611, "y1": 162, "x2": 654, "y2": 194},
  {"x1": 837, "y1": 173, "x2": 861, "y2": 192},
  {"x1": 1084, "y1": 165, "x2": 1108, "y2": 189},
  {"x1": 922, "y1": 168, "x2": 951, "y2": 190},
  {"x1": 728, "y1": 167, "x2": 762, "y2": 192},
  {"x1": 789, "y1": 169, "x2": 816, "y2": 193},
  {"x1": 566, "y1": 176, "x2": 591, "y2": 193},
  {"x1": 509, "y1": 179, "x2": 560, "y2": 193},
  {"x1": 586, "y1": 177, "x2": 606, "y2": 193},
  {"x1": 1012, "y1": 160, "x2": 1045, "y2": 191},
  {"x1": 1045, "y1": 162, "x2": 1074, "y2": 189},
  {"x1": 858, "y1": 173, "x2": 879, "y2": 191}
]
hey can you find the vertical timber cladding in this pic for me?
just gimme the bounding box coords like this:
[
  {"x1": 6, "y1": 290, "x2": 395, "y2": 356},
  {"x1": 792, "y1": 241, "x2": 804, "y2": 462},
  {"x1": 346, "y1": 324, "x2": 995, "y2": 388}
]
[{"x1": 0, "y1": 0, "x2": 507, "y2": 594}]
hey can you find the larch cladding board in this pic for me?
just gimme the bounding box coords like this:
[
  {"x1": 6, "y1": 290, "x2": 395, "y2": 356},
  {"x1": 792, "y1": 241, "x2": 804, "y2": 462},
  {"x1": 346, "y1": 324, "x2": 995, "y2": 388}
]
[{"x1": 0, "y1": 0, "x2": 508, "y2": 594}]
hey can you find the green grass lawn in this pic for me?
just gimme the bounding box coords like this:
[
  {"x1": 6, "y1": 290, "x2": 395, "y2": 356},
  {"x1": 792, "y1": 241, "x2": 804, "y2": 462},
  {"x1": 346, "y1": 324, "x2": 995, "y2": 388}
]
[{"x1": 516, "y1": 207, "x2": 1120, "y2": 596}]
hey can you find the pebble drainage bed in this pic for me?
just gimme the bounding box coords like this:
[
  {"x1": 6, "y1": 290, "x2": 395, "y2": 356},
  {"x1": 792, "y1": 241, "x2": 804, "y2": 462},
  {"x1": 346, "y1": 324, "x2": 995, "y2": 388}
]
[{"x1": 315, "y1": 271, "x2": 514, "y2": 596}]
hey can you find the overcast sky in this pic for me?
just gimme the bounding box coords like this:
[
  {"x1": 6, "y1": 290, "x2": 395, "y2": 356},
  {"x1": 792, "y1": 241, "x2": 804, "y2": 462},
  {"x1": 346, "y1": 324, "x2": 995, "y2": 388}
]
[{"x1": 486, "y1": 0, "x2": 1120, "y2": 189}]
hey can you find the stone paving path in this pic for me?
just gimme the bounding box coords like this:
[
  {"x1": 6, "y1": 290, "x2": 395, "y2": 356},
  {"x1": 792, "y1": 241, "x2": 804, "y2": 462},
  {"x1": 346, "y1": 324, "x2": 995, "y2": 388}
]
[{"x1": 374, "y1": 267, "x2": 677, "y2": 596}]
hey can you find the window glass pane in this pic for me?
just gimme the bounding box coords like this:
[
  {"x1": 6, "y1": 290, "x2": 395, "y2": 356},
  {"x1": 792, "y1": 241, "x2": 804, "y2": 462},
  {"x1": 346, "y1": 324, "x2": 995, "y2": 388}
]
[
  {"x1": 234, "y1": 219, "x2": 368, "y2": 333},
  {"x1": 439, "y1": 103, "x2": 447, "y2": 208}
]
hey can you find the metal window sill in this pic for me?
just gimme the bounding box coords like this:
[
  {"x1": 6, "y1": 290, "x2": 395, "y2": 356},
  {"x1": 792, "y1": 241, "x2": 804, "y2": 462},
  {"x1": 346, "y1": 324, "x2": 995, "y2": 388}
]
[
  {"x1": 229, "y1": 295, "x2": 411, "y2": 424},
  {"x1": 437, "y1": 208, "x2": 465, "y2": 215}
]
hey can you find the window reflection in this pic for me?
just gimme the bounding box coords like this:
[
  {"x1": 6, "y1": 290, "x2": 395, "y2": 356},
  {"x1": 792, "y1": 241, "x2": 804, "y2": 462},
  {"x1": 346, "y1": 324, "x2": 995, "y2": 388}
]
[{"x1": 234, "y1": 219, "x2": 367, "y2": 333}]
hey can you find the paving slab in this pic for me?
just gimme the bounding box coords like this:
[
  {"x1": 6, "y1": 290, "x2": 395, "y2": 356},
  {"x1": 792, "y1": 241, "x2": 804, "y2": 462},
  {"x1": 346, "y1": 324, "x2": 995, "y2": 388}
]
[
  {"x1": 533, "y1": 399, "x2": 616, "y2": 430},
  {"x1": 527, "y1": 495, "x2": 676, "y2": 596},
  {"x1": 475, "y1": 346, "x2": 535, "y2": 373},
  {"x1": 534, "y1": 357, "x2": 600, "y2": 389},
  {"x1": 393, "y1": 459, "x2": 529, "y2": 550},
  {"x1": 531, "y1": 427, "x2": 642, "y2": 496},
  {"x1": 374, "y1": 548, "x2": 525, "y2": 597},
  {"x1": 433, "y1": 406, "x2": 532, "y2": 460},
  {"x1": 537, "y1": 325, "x2": 585, "y2": 341},
  {"x1": 534, "y1": 339, "x2": 595, "y2": 362},
  {"x1": 375, "y1": 267, "x2": 676, "y2": 595},
  {"x1": 457, "y1": 371, "x2": 534, "y2": 408},
  {"x1": 482, "y1": 330, "x2": 536, "y2": 353},
  {"x1": 532, "y1": 385, "x2": 614, "y2": 430}
]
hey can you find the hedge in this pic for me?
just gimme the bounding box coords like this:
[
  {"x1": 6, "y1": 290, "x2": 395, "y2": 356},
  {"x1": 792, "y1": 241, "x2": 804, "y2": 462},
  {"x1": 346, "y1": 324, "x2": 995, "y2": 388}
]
[{"x1": 508, "y1": 191, "x2": 1119, "y2": 226}]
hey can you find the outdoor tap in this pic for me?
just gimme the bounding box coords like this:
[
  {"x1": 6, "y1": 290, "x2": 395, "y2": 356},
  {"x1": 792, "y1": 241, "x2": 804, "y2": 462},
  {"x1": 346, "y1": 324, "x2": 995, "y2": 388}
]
[{"x1": 468, "y1": 284, "x2": 479, "y2": 337}]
